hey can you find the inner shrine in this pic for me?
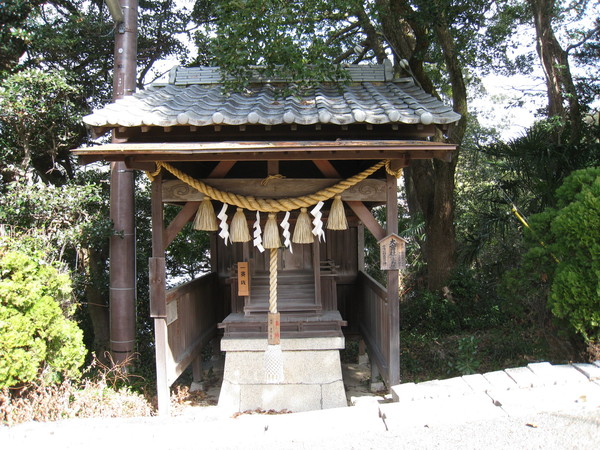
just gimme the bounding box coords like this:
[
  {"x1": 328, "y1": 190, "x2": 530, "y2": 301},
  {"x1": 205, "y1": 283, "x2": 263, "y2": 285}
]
[{"x1": 75, "y1": 60, "x2": 460, "y2": 414}]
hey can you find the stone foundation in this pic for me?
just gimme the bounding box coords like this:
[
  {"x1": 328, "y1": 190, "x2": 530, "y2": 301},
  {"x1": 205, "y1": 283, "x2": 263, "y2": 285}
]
[{"x1": 218, "y1": 337, "x2": 347, "y2": 412}]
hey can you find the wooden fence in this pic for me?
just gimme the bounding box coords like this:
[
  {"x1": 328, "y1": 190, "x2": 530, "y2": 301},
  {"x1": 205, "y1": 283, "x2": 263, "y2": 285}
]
[
  {"x1": 357, "y1": 270, "x2": 390, "y2": 386},
  {"x1": 163, "y1": 272, "x2": 218, "y2": 386}
]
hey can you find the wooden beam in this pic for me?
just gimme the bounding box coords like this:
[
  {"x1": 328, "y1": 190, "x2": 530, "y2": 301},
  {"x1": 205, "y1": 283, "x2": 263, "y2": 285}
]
[
  {"x1": 78, "y1": 155, "x2": 103, "y2": 165},
  {"x1": 151, "y1": 173, "x2": 165, "y2": 256},
  {"x1": 150, "y1": 171, "x2": 170, "y2": 416},
  {"x1": 124, "y1": 158, "x2": 156, "y2": 171},
  {"x1": 167, "y1": 327, "x2": 216, "y2": 386},
  {"x1": 162, "y1": 179, "x2": 387, "y2": 203},
  {"x1": 357, "y1": 223, "x2": 365, "y2": 271},
  {"x1": 73, "y1": 140, "x2": 457, "y2": 156},
  {"x1": 164, "y1": 201, "x2": 201, "y2": 248},
  {"x1": 79, "y1": 149, "x2": 453, "y2": 163},
  {"x1": 312, "y1": 238, "x2": 322, "y2": 310},
  {"x1": 268, "y1": 160, "x2": 279, "y2": 175},
  {"x1": 388, "y1": 158, "x2": 408, "y2": 172},
  {"x1": 208, "y1": 160, "x2": 236, "y2": 178},
  {"x1": 346, "y1": 201, "x2": 385, "y2": 241},
  {"x1": 313, "y1": 160, "x2": 340, "y2": 177},
  {"x1": 149, "y1": 257, "x2": 167, "y2": 318}
]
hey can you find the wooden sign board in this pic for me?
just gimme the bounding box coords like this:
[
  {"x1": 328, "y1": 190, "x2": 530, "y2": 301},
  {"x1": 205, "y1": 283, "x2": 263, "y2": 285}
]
[
  {"x1": 378, "y1": 234, "x2": 407, "y2": 271},
  {"x1": 237, "y1": 261, "x2": 250, "y2": 296},
  {"x1": 268, "y1": 312, "x2": 281, "y2": 345}
]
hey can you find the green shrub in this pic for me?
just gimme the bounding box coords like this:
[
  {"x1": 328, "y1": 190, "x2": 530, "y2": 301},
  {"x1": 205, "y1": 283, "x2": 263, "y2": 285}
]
[
  {"x1": 0, "y1": 245, "x2": 86, "y2": 388},
  {"x1": 518, "y1": 168, "x2": 600, "y2": 345},
  {"x1": 547, "y1": 168, "x2": 600, "y2": 344},
  {"x1": 448, "y1": 336, "x2": 481, "y2": 376},
  {"x1": 400, "y1": 266, "x2": 503, "y2": 334}
]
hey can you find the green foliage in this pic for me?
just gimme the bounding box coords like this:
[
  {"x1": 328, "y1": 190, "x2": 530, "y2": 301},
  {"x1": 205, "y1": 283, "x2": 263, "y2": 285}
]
[
  {"x1": 0, "y1": 68, "x2": 86, "y2": 184},
  {"x1": 483, "y1": 120, "x2": 600, "y2": 213},
  {"x1": 401, "y1": 266, "x2": 503, "y2": 335},
  {"x1": 448, "y1": 336, "x2": 481, "y2": 375},
  {"x1": 0, "y1": 175, "x2": 112, "y2": 261},
  {"x1": 202, "y1": 0, "x2": 353, "y2": 92},
  {"x1": 0, "y1": 244, "x2": 86, "y2": 388},
  {"x1": 164, "y1": 204, "x2": 212, "y2": 284},
  {"x1": 514, "y1": 167, "x2": 600, "y2": 344},
  {"x1": 547, "y1": 168, "x2": 600, "y2": 343},
  {"x1": 0, "y1": 0, "x2": 44, "y2": 74}
]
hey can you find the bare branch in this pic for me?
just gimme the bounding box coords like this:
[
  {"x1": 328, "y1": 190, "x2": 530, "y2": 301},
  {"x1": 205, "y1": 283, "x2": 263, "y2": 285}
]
[{"x1": 566, "y1": 25, "x2": 600, "y2": 54}]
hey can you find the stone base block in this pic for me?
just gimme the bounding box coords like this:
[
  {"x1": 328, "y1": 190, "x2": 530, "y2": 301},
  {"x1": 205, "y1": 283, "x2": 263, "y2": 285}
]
[{"x1": 218, "y1": 337, "x2": 347, "y2": 413}]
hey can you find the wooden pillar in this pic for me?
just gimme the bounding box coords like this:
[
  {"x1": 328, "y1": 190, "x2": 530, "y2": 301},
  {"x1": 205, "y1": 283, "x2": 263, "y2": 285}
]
[
  {"x1": 150, "y1": 173, "x2": 170, "y2": 415},
  {"x1": 386, "y1": 172, "x2": 400, "y2": 388},
  {"x1": 357, "y1": 222, "x2": 365, "y2": 271}
]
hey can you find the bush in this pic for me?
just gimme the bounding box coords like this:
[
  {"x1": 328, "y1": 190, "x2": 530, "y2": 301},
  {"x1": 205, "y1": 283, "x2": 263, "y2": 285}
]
[
  {"x1": 518, "y1": 168, "x2": 600, "y2": 346},
  {"x1": 400, "y1": 266, "x2": 503, "y2": 334},
  {"x1": 547, "y1": 168, "x2": 600, "y2": 344},
  {"x1": 0, "y1": 244, "x2": 86, "y2": 387}
]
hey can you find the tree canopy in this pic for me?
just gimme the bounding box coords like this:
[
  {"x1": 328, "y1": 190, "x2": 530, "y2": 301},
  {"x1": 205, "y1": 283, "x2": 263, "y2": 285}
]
[{"x1": 0, "y1": 0, "x2": 599, "y2": 377}]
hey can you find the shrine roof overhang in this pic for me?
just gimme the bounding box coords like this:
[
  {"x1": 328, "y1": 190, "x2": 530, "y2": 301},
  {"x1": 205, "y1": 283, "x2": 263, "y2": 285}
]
[
  {"x1": 81, "y1": 62, "x2": 461, "y2": 137},
  {"x1": 73, "y1": 139, "x2": 457, "y2": 167}
]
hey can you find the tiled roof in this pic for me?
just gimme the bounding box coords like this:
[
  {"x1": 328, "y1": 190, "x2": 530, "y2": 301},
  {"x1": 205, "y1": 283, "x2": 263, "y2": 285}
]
[{"x1": 83, "y1": 63, "x2": 461, "y2": 128}]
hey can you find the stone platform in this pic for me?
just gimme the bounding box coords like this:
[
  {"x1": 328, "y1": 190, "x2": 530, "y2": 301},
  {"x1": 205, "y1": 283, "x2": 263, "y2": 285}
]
[{"x1": 218, "y1": 336, "x2": 347, "y2": 413}]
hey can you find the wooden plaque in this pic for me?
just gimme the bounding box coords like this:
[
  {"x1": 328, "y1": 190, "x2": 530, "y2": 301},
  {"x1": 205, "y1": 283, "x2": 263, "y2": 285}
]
[
  {"x1": 237, "y1": 262, "x2": 250, "y2": 296},
  {"x1": 268, "y1": 312, "x2": 281, "y2": 345},
  {"x1": 378, "y1": 234, "x2": 407, "y2": 271}
]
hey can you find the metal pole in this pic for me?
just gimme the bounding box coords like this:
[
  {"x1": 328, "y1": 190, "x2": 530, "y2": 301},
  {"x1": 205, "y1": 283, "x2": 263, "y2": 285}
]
[{"x1": 109, "y1": 0, "x2": 138, "y2": 367}]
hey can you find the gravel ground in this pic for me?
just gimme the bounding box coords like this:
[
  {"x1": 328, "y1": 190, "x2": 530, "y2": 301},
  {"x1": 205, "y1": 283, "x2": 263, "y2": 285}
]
[
  {"x1": 0, "y1": 406, "x2": 598, "y2": 449},
  {"x1": 2, "y1": 361, "x2": 599, "y2": 449},
  {"x1": 1, "y1": 397, "x2": 598, "y2": 449}
]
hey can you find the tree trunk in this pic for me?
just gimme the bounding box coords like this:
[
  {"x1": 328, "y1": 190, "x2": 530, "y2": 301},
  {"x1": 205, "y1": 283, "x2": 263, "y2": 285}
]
[
  {"x1": 528, "y1": 0, "x2": 581, "y2": 142},
  {"x1": 376, "y1": 0, "x2": 467, "y2": 291}
]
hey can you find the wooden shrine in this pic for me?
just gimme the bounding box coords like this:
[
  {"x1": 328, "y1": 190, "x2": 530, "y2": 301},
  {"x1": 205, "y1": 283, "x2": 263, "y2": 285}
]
[{"x1": 75, "y1": 61, "x2": 459, "y2": 414}]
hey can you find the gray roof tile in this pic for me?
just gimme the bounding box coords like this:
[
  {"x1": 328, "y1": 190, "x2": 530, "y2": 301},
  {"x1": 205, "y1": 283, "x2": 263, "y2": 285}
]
[{"x1": 84, "y1": 64, "x2": 461, "y2": 128}]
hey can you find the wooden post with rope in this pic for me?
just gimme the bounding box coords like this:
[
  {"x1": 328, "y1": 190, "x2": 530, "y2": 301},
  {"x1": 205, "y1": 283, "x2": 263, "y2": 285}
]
[{"x1": 263, "y1": 214, "x2": 283, "y2": 383}]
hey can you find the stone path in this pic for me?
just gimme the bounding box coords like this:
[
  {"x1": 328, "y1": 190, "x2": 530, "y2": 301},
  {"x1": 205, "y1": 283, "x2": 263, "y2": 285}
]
[{"x1": 380, "y1": 361, "x2": 600, "y2": 429}]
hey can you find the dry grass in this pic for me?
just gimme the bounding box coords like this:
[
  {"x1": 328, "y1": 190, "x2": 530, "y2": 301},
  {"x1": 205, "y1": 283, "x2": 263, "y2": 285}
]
[
  {"x1": 0, "y1": 379, "x2": 154, "y2": 426},
  {"x1": 0, "y1": 355, "x2": 155, "y2": 426}
]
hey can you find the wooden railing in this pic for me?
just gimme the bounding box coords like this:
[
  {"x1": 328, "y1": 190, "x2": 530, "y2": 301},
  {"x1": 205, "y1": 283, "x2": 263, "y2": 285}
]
[
  {"x1": 357, "y1": 270, "x2": 390, "y2": 386},
  {"x1": 164, "y1": 272, "x2": 218, "y2": 386}
]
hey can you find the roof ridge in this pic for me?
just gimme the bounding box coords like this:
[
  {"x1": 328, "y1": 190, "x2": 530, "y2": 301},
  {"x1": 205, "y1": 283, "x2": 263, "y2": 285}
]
[{"x1": 169, "y1": 61, "x2": 396, "y2": 86}]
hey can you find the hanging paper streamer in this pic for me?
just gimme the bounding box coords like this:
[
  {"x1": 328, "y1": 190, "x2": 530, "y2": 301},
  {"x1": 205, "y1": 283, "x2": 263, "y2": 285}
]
[
  {"x1": 311, "y1": 201, "x2": 326, "y2": 242},
  {"x1": 280, "y1": 211, "x2": 292, "y2": 253},
  {"x1": 253, "y1": 210, "x2": 265, "y2": 253},
  {"x1": 218, "y1": 203, "x2": 230, "y2": 245}
]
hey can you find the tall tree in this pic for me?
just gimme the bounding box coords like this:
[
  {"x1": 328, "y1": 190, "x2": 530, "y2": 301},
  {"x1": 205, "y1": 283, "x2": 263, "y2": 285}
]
[
  {"x1": 193, "y1": 0, "x2": 517, "y2": 290},
  {"x1": 0, "y1": 0, "x2": 199, "y2": 362},
  {"x1": 527, "y1": 0, "x2": 585, "y2": 142}
]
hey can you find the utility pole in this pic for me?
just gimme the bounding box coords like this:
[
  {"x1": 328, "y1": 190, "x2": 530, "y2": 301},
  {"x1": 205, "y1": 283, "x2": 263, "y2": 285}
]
[{"x1": 107, "y1": 0, "x2": 138, "y2": 367}]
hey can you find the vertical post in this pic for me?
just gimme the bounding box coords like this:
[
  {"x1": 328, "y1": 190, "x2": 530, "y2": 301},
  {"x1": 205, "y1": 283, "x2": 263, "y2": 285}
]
[
  {"x1": 386, "y1": 172, "x2": 400, "y2": 387},
  {"x1": 109, "y1": 0, "x2": 138, "y2": 367},
  {"x1": 357, "y1": 222, "x2": 365, "y2": 271},
  {"x1": 150, "y1": 172, "x2": 170, "y2": 415}
]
